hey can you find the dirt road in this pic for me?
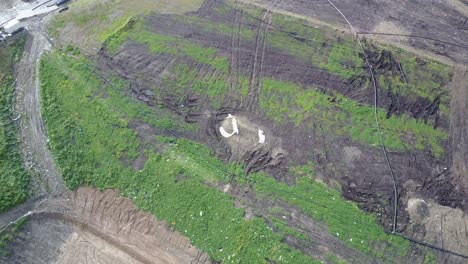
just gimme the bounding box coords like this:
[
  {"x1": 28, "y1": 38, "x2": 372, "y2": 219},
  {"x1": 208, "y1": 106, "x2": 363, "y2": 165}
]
[
  {"x1": 15, "y1": 23, "x2": 66, "y2": 196},
  {"x1": 450, "y1": 66, "x2": 468, "y2": 193}
]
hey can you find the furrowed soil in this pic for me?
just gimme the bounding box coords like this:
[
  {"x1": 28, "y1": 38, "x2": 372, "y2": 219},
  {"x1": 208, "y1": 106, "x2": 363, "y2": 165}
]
[{"x1": 239, "y1": 0, "x2": 468, "y2": 65}]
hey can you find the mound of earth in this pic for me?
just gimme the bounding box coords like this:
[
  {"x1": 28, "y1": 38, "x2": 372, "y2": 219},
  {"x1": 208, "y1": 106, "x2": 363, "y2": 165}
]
[{"x1": 1, "y1": 188, "x2": 210, "y2": 264}]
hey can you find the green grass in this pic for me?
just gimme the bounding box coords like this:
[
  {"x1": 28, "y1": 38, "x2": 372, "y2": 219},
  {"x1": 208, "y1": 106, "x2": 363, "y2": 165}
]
[
  {"x1": 103, "y1": 16, "x2": 230, "y2": 72},
  {"x1": 0, "y1": 36, "x2": 25, "y2": 80},
  {"x1": 102, "y1": 17, "x2": 135, "y2": 54},
  {"x1": 0, "y1": 36, "x2": 30, "y2": 213},
  {"x1": 424, "y1": 253, "x2": 437, "y2": 264},
  {"x1": 270, "y1": 217, "x2": 311, "y2": 242},
  {"x1": 0, "y1": 219, "x2": 27, "y2": 257},
  {"x1": 100, "y1": 8, "x2": 450, "y2": 159},
  {"x1": 260, "y1": 79, "x2": 448, "y2": 157},
  {"x1": 47, "y1": 0, "x2": 204, "y2": 50},
  {"x1": 252, "y1": 173, "x2": 410, "y2": 261},
  {"x1": 112, "y1": 18, "x2": 230, "y2": 73},
  {"x1": 40, "y1": 51, "x2": 318, "y2": 263}
]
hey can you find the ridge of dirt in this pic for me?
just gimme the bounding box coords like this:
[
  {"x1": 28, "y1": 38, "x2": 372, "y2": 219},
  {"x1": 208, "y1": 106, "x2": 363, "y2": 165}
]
[{"x1": 1, "y1": 188, "x2": 211, "y2": 264}]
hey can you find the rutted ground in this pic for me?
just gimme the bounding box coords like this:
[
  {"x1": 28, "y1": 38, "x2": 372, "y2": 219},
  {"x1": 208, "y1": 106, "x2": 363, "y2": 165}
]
[
  {"x1": 92, "y1": 0, "x2": 468, "y2": 262},
  {"x1": 98, "y1": 0, "x2": 464, "y2": 230},
  {"x1": 238, "y1": 0, "x2": 468, "y2": 65},
  {"x1": 15, "y1": 24, "x2": 66, "y2": 196}
]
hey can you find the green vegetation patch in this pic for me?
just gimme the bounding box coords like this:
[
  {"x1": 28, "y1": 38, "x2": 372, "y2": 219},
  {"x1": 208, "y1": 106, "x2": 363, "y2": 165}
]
[
  {"x1": 260, "y1": 79, "x2": 448, "y2": 157},
  {"x1": 130, "y1": 19, "x2": 229, "y2": 72},
  {"x1": 252, "y1": 173, "x2": 409, "y2": 260},
  {"x1": 102, "y1": 17, "x2": 136, "y2": 54},
  {"x1": 47, "y1": 0, "x2": 205, "y2": 49},
  {"x1": 0, "y1": 37, "x2": 30, "y2": 213},
  {"x1": 0, "y1": 219, "x2": 27, "y2": 257},
  {"x1": 40, "y1": 51, "x2": 318, "y2": 263}
]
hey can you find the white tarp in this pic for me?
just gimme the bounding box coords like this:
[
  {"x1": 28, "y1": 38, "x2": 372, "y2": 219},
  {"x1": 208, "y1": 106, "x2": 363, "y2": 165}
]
[
  {"x1": 219, "y1": 114, "x2": 239, "y2": 138},
  {"x1": 258, "y1": 129, "x2": 265, "y2": 144}
]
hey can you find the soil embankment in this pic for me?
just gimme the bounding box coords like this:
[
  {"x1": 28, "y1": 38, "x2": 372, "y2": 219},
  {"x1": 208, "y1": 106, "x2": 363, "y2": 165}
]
[{"x1": 2, "y1": 188, "x2": 211, "y2": 264}]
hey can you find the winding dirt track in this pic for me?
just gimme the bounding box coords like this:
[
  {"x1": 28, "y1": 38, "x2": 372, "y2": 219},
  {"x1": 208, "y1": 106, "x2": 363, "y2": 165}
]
[{"x1": 15, "y1": 24, "x2": 66, "y2": 196}]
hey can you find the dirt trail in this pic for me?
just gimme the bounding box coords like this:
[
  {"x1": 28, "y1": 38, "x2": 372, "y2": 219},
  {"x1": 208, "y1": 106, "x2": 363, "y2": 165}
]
[
  {"x1": 450, "y1": 66, "x2": 468, "y2": 193},
  {"x1": 15, "y1": 24, "x2": 66, "y2": 196}
]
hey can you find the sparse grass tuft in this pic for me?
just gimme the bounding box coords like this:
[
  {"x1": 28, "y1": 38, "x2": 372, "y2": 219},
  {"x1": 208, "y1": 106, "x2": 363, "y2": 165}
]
[{"x1": 0, "y1": 218, "x2": 27, "y2": 257}]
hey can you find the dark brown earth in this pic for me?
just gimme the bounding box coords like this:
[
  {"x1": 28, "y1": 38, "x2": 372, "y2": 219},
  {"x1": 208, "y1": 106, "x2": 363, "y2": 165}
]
[
  {"x1": 97, "y1": 0, "x2": 468, "y2": 237},
  {"x1": 142, "y1": 7, "x2": 450, "y2": 127},
  {"x1": 240, "y1": 0, "x2": 468, "y2": 65}
]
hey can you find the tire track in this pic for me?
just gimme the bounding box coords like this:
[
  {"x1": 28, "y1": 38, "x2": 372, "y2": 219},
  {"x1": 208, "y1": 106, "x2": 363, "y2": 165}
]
[
  {"x1": 245, "y1": 1, "x2": 278, "y2": 110},
  {"x1": 228, "y1": 1, "x2": 241, "y2": 91}
]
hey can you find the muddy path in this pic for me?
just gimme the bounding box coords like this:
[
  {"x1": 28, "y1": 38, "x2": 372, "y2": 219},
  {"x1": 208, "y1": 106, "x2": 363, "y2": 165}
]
[
  {"x1": 450, "y1": 66, "x2": 468, "y2": 192},
  {"x1": 15, "y1": 22, "x2": 66, "y2": 196}
]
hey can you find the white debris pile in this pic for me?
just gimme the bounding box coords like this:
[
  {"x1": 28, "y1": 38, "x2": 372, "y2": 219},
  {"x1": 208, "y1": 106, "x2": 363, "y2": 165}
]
[
  {"x1": 258, "y1": 129, "x2": 265, "y2": 144},
  {"x1": 219, "y1": 114, "x2": 239, "y2": 138}
]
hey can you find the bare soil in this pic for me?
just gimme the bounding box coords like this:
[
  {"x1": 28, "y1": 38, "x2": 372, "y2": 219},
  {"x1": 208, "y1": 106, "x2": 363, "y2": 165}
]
[
  {"x1": 1, "y1": 188, "x2": 211, "y2": 264},
  {"x1": 239, "y1": 0, "x2": 468, "y2": 65},
  {"x1": 449, "y1": 66, "x2": 468, "y2": 193}
]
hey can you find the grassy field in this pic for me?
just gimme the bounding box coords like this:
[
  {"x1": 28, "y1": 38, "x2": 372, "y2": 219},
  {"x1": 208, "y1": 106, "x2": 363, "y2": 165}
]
[
  {"x1": 38, "y1": 47, "x2": 425, "y2": 262},
  {"x1": 40, "y1": 51, "x2": 319, "y2": 263},
  {"x1": 102, "y1": 16, "x2": 448, "y2": 158},
  {"x1": 41, "y1": 1, "x2": 454, "y2": 262},
  {"x1": 0, "y1": 36, "x2": 31, "y2": 213}
]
